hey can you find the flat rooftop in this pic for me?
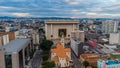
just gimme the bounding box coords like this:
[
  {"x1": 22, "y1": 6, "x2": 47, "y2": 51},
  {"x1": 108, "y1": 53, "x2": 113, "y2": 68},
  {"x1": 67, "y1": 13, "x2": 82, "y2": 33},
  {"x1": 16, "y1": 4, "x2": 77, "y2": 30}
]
[
  {"x1": 98, "y1": 59, "x2": 120, "y2": 65},
  {"x1": 1, "y1": 38, "x2": 31, "y2": 54},
  {"x1": 106, "y1": 60, "x2": 119, "y2": 65},
  {"x1": 45, "y1": 20, "x2": 80, "y2": 24}
]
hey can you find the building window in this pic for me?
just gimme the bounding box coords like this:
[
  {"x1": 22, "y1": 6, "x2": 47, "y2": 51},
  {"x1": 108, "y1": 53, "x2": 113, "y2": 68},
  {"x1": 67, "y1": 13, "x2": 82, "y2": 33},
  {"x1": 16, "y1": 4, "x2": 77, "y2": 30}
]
[
  {"x1": 5, "y1": 55, "x2": 12, "y2": 68},
  {"x1": 68, "y1": 35, "x2": 70, "y2": 37},
  {"x1": 58, "y1": 29, "x2": 67, "y2": 37},
  {"x1": 51, "y1": 35, "x2": 53, "y2": 37}
]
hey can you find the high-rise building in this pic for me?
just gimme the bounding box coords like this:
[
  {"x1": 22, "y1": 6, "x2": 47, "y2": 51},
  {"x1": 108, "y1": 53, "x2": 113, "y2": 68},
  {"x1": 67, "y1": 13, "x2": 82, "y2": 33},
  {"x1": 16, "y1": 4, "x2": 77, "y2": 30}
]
[
  {"x1": 0, "y1": 38, "x2": 34, "y2": 68},
  {"x1": 102, "y1": 20, "x2": 119, "y2": 34},
  {"x1": 70, "y1": 38, "x2": 84, "y2": 57},
  {"x1": 109, "y1": 32, "x2": 120, "y2": 45},
  {"x1": 71, "y1": 30, "x2": 85, "y2": 42}
]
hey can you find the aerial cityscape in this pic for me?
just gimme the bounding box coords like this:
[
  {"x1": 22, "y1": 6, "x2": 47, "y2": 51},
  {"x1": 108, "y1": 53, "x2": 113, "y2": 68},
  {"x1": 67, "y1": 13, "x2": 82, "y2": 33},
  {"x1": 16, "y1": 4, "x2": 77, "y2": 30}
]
[{"x1": 0, "y1": 0, "x2": 120, "y2": 68}]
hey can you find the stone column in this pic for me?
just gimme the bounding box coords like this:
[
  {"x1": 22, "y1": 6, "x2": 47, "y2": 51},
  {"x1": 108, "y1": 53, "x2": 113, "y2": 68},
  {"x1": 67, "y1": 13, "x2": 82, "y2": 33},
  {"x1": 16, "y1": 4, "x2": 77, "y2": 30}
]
[
  {"x1": 73, "y1": 24, "x2": 75, "y2": 32},
  {"x1": 50, "y1": 24, "x2": 53, "y2": 39},
  {"x1": 45, "y1": 24, "x2": 47, "y2": 38},
  {"x1": 51, "y1": 24, "x2": 53, "y2": 35}
]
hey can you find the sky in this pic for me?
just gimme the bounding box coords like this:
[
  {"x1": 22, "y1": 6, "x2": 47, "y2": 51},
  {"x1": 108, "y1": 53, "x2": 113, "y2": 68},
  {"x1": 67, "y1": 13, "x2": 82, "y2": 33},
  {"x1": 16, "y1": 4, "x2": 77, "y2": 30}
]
[{"x1": 0, "y1": 0, "x2": 120, "y2": 18}]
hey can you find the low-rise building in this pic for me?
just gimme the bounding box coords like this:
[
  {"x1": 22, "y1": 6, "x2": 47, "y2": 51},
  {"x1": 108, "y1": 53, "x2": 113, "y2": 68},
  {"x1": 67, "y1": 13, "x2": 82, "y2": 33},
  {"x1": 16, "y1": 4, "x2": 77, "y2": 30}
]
[
  {"x1": 51, "y1": 38, "x2": 71, "y2": 68},
  {"x1": 80, "y1": 54, "x2": 99, "y2": 65},
  {"x1": 98, "y1": 59, "x2": 120, "y2": 68}
]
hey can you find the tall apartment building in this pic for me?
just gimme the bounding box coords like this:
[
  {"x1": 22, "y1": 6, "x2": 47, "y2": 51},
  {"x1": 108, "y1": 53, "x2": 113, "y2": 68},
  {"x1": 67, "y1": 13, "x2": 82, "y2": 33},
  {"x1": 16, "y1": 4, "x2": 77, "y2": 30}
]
[
  {"x1": 109, "y1": 32, "x2": 120, "y2": 45},
  {"x1": 71, "y1": 30, "x2": 85, "y2": 42},
  {"x1": 0, "y1": 31, "x2": 16, "y2": 46},
  {"x1": 70, "y1": 38, "x2": 84, "y2": 57},
  {"x1": 0, "y1": 38, "x2": 34, "y2": 68},
  {"x1": 102, "y1": 20, "x2": 119, "y2": 34}
]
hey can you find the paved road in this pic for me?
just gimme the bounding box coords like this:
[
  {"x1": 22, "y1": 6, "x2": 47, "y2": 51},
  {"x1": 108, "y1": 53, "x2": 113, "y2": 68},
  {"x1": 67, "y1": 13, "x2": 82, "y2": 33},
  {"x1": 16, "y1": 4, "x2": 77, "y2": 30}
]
[
  {"x1": 71, "y1": 50, "x2": 82, "y2": 68},
  {"x1": 31, "y1": 50, "x2": 42, "y2": 68}
]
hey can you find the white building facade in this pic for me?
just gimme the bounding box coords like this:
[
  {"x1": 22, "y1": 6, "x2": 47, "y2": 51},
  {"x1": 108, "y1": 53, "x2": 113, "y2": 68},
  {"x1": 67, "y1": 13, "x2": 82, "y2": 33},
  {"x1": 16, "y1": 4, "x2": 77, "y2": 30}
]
[
  {"x1": 109, "y1": 33, "x2": 120, "y2": 45},
  {"x1": 102, "y1": 20, "x2": 119, "y2": 34}
]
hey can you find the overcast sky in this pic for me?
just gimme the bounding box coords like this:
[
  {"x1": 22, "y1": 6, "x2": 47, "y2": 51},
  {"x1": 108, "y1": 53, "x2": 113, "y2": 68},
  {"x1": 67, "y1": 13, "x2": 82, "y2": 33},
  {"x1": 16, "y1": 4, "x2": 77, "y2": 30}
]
[{"x1": 0, "y1": 0, "x2": 120, "y2": 18}]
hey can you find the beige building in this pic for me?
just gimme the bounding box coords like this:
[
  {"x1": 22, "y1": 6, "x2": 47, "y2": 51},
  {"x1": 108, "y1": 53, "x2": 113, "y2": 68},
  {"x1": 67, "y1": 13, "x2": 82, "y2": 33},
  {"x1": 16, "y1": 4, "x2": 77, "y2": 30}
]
[
  {"x1": 45, "y1": 20, "x2": 80, "y2": 40},
  {"x1": 31, "y1": 29, "x2": 39, "y2": 45},
  {"x1": 109, "y1": 32, "x2": 120, "y2": 45},
  {"x1": 71, "y1": 30, "x2": 85, "y2": 42},
  {"x1": 0, "y1": 38, "x2": 34, "y2": 68}
]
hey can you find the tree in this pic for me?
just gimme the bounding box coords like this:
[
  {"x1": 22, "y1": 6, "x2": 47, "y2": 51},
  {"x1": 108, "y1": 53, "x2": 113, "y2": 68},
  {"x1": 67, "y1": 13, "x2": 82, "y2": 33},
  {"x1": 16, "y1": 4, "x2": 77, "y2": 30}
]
[
  {"x1": 42, "y1": 61, "x2": 55, "y2": 68},
  {"x1": 42, "y1": 53, "x2": 49, "y2": 61},
  {"x1": 92, "y1": 65, "x2": 97, "y2": 68},
  {"x1": 83, "y1": 61, "x2": 89, "y2": 68},
  {"x1": 40, "y1": 40, "x2": 53, "y2": 51}
]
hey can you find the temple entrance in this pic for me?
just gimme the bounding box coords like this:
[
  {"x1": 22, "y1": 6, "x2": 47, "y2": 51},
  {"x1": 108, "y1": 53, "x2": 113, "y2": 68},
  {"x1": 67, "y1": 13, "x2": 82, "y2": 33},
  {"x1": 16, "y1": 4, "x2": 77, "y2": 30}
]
[{"x1": 58, "y1": 29, "x2": 67, "y2": 37}]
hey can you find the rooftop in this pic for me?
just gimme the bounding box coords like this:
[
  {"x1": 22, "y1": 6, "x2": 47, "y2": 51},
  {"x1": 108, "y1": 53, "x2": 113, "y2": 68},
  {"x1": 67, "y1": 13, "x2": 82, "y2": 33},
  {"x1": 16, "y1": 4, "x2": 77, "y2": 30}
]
[
  {"x1": 98, "y1": 59, "x2": 120, "y2": 65},
  {"x1": 51, "y1": 43, "x2": 71, "y2": 62},
  {"x1": 0, "y1": 38, "x2": 30, "y2": 54},
  {"x1": 80, "y1": 54, "x2": 99, "y2": 58},
  {"x1": 106, "y1": 60, "x2": 119, "y2": 65},
  {"x1": 80, "y1": 54, "x2": 99, "y2": 62}
]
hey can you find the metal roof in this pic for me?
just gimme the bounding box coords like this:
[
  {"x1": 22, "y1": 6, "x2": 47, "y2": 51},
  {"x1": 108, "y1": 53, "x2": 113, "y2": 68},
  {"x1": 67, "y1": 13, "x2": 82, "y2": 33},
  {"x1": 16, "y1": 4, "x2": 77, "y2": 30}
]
[{"x1": 1, "y1": 38, "x2": 31, "y2": 55}]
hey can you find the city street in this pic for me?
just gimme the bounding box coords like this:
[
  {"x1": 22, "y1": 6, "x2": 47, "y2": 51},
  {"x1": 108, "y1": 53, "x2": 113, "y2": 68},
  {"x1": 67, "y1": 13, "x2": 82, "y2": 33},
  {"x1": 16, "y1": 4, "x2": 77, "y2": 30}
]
[
  {"x1": 31, "y1": 50, "x2": 42, "y2": 68},
  {"x1": 71, "y1": 50, "x2": 82, "y2": 68}
]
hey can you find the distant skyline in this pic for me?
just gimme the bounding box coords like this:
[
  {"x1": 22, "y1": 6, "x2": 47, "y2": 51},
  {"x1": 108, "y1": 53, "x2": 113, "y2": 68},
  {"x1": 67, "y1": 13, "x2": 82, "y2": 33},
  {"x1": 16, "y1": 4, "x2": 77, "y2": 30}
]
[{"x1": 0, "y1": 0, "x2": 120, "y2": 18}]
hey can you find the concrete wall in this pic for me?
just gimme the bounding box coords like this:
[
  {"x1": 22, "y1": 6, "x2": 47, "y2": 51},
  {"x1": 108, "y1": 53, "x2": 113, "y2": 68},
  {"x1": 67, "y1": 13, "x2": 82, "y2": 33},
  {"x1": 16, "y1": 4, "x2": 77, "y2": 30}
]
[
  {"x1": 0, "y1": 37, "x2": 2, "y2": 46},
  {"x1": 3, "y1": 34, "x2": 9, "y2": 45},
  {"x1": 0, "y1": 50, "x2": 5, "y2": 68},
  {"x1": 59, "y1": 57, "x2": 67, "y2": 67},
  {"x1": 32, "y1": 33, "x2": 39, "y2": 44},
  {"x1": 12, "y1": 53, "x2": 19, "y2": 68},
  {"x1": 14, "y1": 31, "x2": 19, "y2": 39}
]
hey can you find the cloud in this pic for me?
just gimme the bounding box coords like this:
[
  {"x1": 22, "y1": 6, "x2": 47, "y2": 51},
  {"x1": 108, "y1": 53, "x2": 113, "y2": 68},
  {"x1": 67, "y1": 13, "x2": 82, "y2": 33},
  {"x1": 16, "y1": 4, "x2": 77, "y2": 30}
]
[
  {"x1": 0, "y1": 0, "x2": 120, "y2": 18},
  {"x1": 12, "y1": 13, "x2": 31, "y2": 17},
  {"x1": 0, "y1": 6, "x2": 16, "y2": 9},
  {"x1": 64, "y1": 0, "x2": 80, "y2": 5},
  {"x1": 85, "y1": 12, "x2": 120, "y2": 18}
]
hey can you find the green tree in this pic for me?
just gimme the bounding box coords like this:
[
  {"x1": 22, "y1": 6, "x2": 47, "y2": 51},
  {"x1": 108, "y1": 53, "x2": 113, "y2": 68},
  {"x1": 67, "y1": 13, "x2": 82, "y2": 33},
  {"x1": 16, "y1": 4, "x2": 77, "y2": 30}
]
[
  {"x1": 92, "y1": 65, "x2": 97, "y2": 68},
  {"x1": 42, "y1": 61, "x2": 55, "y2": 68},
  {"x1": 83, "y1": 61, "x2": 89, "y2": 68},
  {"x1": 42, "y1": 53, "x2": 49, "y2": 61},
  {"x1": 40, "y1": 40, "x2": 53, "y2": 51}
]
